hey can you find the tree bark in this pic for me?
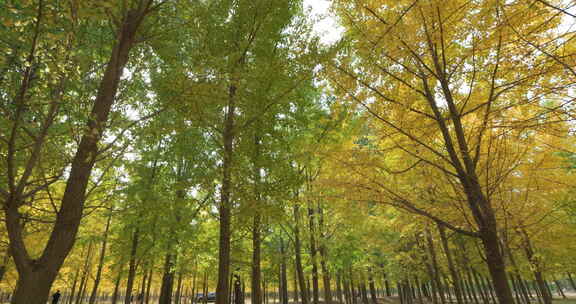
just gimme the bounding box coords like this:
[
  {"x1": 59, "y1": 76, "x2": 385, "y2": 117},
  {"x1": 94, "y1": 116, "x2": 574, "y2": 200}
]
[
  {"x1": 125, "y1": 228, "x2": 140, "y2": 304},
  {"x1": 216, "y1": 83, "x2": 237, "y2": 304},
  {"x1": 158, "y1": 253, "x2": 176, "y2": 304}
]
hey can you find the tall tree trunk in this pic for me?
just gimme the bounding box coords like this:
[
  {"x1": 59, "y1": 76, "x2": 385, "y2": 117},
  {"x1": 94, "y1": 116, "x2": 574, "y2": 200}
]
[
  {"x1": 477, "y1": 210, "x2": 514, "y2": 304},
  {"x1": 6, "y1": 6, "x2": 150, "y2": 303},
  {"x1": 307, "y1": 203, "x2": 320, "y2": 304},
  {"x1": 125, "y1": 228, "x2": 140, "y2": 304},
  {"x1": 520, "y1": 231, "x2": 551, "y2": 304},
  {"x1": 145, "y1": 265, "x2": 154, "y2": 304},
  {"x1": 294, "y1": 204, "x2": 309, "y2": 304},
  {"x1": 251, "y1": 132, "x2": 263, "y2": 304},
  {"x1": 437, "y1": 224, "x2": 464, "y2": 304},
  {"x1": 216, "y1": 83, "x2": 237, "y2": 304},
  {"x1": 158, "y1": 253, "x2": 176, "y2": 304},
  {"x1": 111, "y1": 267, "x2": 123, "y2": 304},
  {"x1": 88, "y1": 212, "x2": 112, "y2": 304}
]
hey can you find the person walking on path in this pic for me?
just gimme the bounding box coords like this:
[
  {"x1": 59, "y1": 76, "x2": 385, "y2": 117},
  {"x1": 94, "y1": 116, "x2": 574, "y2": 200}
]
[{"x1": 52, "y1": 290, "x2": 61, "y2": 304}]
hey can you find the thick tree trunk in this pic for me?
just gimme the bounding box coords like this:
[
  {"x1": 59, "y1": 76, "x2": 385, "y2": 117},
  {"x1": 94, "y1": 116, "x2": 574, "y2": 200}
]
[
  {"x1": 158, "y1": 253, "x2": 176, "y2": 304},
  {"x1": 294, "y1": 205, "x2": 309, "y2": 304},
  {"x1": 480, "y1": 224, "x2": 514, "y2": 304},
  {"x1": 6, "y1": 6, "x2": 149, "y2": 304},
  {"x1": 88, "y1": 212, "x2": 112, "y2": 304},
  {"x1": 216, "y1": 84, "x2": 236, "y2": 304}
]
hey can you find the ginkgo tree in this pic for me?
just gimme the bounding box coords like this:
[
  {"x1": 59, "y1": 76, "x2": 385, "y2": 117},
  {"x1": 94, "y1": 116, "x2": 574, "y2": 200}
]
[{"x1": 326, "y1": 0, "x2": 575, "y2": 303}]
